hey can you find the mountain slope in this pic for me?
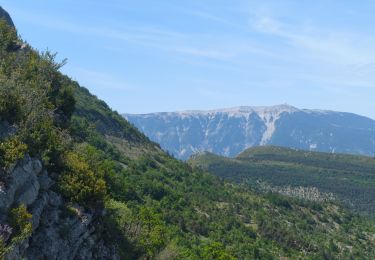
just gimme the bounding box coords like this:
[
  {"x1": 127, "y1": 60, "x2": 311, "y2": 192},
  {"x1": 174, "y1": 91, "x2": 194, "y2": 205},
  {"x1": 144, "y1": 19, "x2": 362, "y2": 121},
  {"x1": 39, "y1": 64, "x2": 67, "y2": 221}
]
[
  {"x1": 189, "y1": 146, "x2": 375, "y2": 215},
  {"x1": 1, "y1": 8, "x2": 375, "y2": 259},
  {"x1": 0, "y1": 7, "x2": 14, "y2": 28},
  {"x1": 124, "y1": 105, "x2": 375, "y2": 159}
]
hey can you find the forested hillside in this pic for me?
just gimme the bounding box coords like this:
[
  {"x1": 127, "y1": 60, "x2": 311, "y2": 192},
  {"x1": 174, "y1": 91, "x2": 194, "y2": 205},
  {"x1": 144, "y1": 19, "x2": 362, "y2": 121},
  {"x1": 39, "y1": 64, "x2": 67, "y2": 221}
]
[
  {"x1": 189, "y1": 146, "x2": 375, "y2": 216},
  {"x1": 0, "y1": 10, "x2": 375, "y2": 259}
]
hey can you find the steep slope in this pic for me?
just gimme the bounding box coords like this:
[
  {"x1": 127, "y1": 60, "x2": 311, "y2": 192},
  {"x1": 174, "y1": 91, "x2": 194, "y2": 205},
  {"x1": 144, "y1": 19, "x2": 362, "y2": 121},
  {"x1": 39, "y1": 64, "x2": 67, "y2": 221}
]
[
  {"x1": 1, "y1": 8, "x2": 375, "y2": 259},
  {"x1": 0, "y1": 7, "x2": 14, "y2": 28},
  {"x1": 189, "y1": 146, "x2": 375, "y2": 215},
  {"x1": 72, "y1": 84, "x2": 163, "y2": 159},
  {"x1": 124, "y1": 105, "x2": 375, "y2": 159}
]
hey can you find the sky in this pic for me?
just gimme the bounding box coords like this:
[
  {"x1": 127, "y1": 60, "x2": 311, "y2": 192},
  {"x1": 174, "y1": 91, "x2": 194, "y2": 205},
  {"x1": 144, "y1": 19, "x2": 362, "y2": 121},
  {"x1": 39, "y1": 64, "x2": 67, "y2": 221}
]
[{"x1": 2, "y1": 0, "x2": 375, "y2": 118}]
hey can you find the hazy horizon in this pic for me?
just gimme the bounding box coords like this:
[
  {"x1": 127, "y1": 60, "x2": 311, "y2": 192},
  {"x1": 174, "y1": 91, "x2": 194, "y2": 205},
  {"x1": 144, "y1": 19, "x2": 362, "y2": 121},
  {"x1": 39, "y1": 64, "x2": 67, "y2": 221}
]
[
  {"x1": 123, "y1": 103, "x2": 375, "y2": 120},
  {"x1": 3, "y1": 0, "x2": 375, "y2": 118}
]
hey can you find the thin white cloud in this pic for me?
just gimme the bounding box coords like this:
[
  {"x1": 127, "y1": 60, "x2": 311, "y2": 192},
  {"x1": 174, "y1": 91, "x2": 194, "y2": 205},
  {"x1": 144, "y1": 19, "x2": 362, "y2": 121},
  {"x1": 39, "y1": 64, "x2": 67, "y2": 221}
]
[
  {"x1": 245, "y1": 5, "x2": 375, "y2": 91},
  {"x1": 175, "y1": 47, "x2": 235, "y2": 60},
  {"x1": 188, "y1": 10, "x2": 242, "y2": 29},
  {"x1": 11, "y1": 6, "x2": 275, "y2": 65},
  {"x1": 12, "y1": 8, "x2": 235, "y2": 60},
  {"x1": 10, "y1": 1, "x2": 375, "y2": 98},
  {"x1": 251, "y1": 14, "x2": 375, "y2": 65}
]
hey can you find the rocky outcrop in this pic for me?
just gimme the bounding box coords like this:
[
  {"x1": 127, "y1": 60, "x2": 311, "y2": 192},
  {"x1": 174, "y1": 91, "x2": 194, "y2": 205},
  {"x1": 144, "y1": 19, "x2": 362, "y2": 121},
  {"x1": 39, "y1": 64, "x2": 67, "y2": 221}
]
[
  {"x1": 0, "y1": 155, "x2": 118, "y2": 259},
  {"x1": 26, "y1": 190, "x2": 116, "y2": 260},
  {"x1": 0, "y1": 6, "x2": 14, "y2": 28},
  {"x1": 0, "y1": 122, "x2": 16, "y2": 140},
  {"x1": 0, "y1": 155, "x2": 42, "y2": 212}
]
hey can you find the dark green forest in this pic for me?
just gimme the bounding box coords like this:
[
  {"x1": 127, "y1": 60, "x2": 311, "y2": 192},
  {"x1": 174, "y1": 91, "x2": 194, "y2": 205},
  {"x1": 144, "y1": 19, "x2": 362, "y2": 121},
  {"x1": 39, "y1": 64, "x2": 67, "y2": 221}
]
[
  {"x1": 189, "y1": 146, "x2": 375, "y2": 216},
  {"x1": 0, "y1": 19, "x2": 374, "y2": 259}
]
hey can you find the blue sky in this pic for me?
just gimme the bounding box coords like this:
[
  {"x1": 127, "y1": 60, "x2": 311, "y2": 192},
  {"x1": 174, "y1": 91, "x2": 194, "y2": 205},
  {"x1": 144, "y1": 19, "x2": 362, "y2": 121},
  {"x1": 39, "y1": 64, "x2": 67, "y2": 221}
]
[{"x1": 2, "y1": 0, "x2": 375, "y2": 118}]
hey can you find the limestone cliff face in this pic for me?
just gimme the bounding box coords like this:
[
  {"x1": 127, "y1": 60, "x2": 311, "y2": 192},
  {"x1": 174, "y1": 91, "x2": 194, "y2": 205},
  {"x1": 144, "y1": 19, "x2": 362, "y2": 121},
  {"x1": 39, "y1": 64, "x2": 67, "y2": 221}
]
[
  {"x1": 0, "y1": 155, "x2": 118, "y2": 259},
  {"x1": 124, "y1": 105, "x2": 375, "y2": 159},
  {"x1": 0, "y1": 6, "x2": 14, "y2": 28}
]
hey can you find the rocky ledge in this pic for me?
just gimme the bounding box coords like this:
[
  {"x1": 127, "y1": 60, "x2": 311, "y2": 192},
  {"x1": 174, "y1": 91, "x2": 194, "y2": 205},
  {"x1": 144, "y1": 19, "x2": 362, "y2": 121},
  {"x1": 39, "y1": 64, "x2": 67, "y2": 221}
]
[{"x1": 0, "y1": 155, "x2": 118, "y2": 259}]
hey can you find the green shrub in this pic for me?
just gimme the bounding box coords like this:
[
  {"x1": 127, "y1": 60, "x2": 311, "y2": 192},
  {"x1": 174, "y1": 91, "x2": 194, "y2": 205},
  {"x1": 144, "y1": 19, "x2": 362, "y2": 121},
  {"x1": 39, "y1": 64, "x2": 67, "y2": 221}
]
[
  {"x1": 0, "y1": 87, "x2": 23, "y2": 123},
  {"x1": 103, "y1": 199, "x2": 134, "y2": 258},
  {"x1": 138, "y1": 206, "x2": 167, "y2": 257},
  {"x1": 0, "y1": 136, "x2": 27, "y2": 169},
  {"x1": 0, "y1": 20, "x2": 18, "y2": 53},
  {"x1": 266, "y1": 192, "x2": 292, "y2": 209},
  {"x1": 55, "y1": 85, "x2": 76, "y2": 122},
  {"x1": 201, "y1": 242, "x2": 236, "y2": 260},
  {"x1": 0, "y1": 205, "x2": 33, "y2": 257},
  {"x1": 59, "y1": 152, "x2": 107, "y2": 208},
  {"x1": 9, "y1": 204, "x2": 32, "y2": 237}
]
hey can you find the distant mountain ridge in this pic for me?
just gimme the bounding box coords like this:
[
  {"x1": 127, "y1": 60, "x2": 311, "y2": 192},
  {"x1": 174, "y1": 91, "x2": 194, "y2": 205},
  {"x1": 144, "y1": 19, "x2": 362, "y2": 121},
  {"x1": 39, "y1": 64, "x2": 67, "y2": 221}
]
[{"x1": 124, "y1": 105, "x2": 375, "y2": 159}]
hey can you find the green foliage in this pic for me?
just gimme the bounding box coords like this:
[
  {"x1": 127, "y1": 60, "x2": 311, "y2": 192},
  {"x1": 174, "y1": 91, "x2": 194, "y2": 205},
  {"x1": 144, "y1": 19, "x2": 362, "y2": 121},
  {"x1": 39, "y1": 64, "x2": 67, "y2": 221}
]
[
  {"x1": 55, "y1": 85, "x2": 76, "y2": 124},
  {"x1": 0, "y1": 86, "x2": 23, "y2": 124},
  {"x1": 201, "y1": 242, "x2": 236, "y2": 260},
  {"x1": 0, "y1": 204, "x2": 33, "y2": 257},
  {"x1": 0, "y1": 20, "x2": 75, "y2": 170},
  {"x1": 59, "y1": 151, "x2": 107, "y2": 208},
  {"x1": 266, "y1": 192, "x2": 292, "y2": 209},
  {"x1": 103, "y1": 199, "x2": 167, "y2": 258},
  {"x1": 0, "y1": 136, "x2": 27, "y2": 169},
  {"x1": 73, "y1": 85, "x2": 149, "y2": 144},
  {"x1": 138, "y1": 206, "x2": 167, "y2": 257},
  {"x1": 190, "y1": 146, "x2": 375, "y2": 215},
  {"x1": 9, "y1": 204, "x2": 32, "y2": 237},
  {"x1": 101, "y1": 152, "x2": 375, "y2": 259},
  {"x1": 69, "y1": 115, "x2": 123, "y2": 162},
  {"x1": 0, "y1": 239, "x2": 6, "y2": 258},
  {"x1": 0, "y1": 20, "x2": 18, "y2": 53},
  {"x1": 103, "y1": 199, "x2": 134, "y2": 258}
]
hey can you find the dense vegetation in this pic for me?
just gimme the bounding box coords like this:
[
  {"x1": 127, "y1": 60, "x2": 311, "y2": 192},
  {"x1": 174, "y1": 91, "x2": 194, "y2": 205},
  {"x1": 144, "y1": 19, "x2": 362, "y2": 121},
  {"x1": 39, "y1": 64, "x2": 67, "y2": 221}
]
[
  {"x1": 189, "y1": 146, "x2": 375, "y2": 215},
  {"x1": 1, "y1": 18, "x2": 375, "y2": 259}
]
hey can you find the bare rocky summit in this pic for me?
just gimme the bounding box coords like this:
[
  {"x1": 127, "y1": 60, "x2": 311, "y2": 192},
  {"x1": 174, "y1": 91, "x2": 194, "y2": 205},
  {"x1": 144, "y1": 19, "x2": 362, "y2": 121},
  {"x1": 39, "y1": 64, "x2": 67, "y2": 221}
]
[{"x1": 124, "y1": 105, "x2": 375, "y2": 159}]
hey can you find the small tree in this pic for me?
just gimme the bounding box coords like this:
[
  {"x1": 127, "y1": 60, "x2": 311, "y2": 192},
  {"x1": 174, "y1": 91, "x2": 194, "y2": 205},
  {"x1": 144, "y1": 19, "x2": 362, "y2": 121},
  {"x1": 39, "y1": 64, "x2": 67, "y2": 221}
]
[{"x1": 59, "y1": 152, "x2": 107, "y2": 208}]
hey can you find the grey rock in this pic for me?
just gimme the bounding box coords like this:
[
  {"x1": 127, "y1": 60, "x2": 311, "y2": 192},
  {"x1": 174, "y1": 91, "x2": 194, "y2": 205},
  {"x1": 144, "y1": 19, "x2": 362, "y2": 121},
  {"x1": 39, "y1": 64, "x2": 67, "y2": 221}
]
[
  {"x1": 0, "y1": 155, "x2": 40, "y2": 210},
  {"x1": 38, "y1": 170, "x2": 55, "y2": 190},
  {"x1": 31, "y1": 159, "x2": 43, "y2": 175},
  {"x1": 21, "y1": 155, "x2": 34, "y2": 174},
  {"x1": 27, "y1": 225, "x2": 63, "y2": 259},
  {"x1": 48, "y1": 191, "x2": 62, "y2": 207},
  {"x1": 0, "y1": 121, "x2": 16, "y2": 139},
  {"x1": 15, "y1": 172, "x2": 40, "y2": 206},
  {"x1": 4, "y1": 239, "x2": 29, "y2": 260},
  {"x1": 30, "y1": 192, "x2": 49, "y2": 231}
]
